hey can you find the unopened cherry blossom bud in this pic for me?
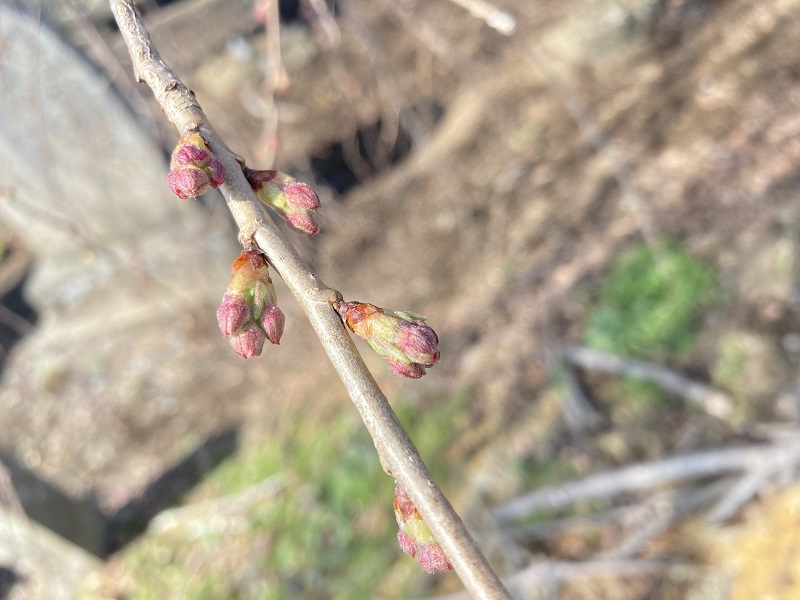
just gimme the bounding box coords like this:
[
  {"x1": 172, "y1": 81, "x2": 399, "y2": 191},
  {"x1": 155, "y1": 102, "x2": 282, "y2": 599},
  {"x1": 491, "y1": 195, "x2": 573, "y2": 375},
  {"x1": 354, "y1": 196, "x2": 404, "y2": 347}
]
[
  {"x1": 168, "y1": 132, "x2": 224, "y2": 199},
  {"x1": 167, "y1": 168, "x2": 209, "y2": 200},
  {"x1": 393, "y1": 483, "x2": 452, "y2": 574},
  {"x1": 284, "y1": 210, "x2": 320, "y2": 236},
  {"x1": 260, "y1": 304, "x2": 285, "y2": 346},
  {"x1": 245, "y1": 168, "x2": 321, "y2": 235},
  {"x1": 229, "y1": 324, "x2": 266, "y2": 360},
  {"x1": 217, "y1": 290, "x2": 250, "y2": 337},
  {"x1": 386, "y1": 359, "x2": 426, "y2": 380},
  {"x1": 335, "y1": 301, "x2": 440, "y2": 378},
  {"x1": 217, "y1": 250, "x2": 285, "y2": 358},
  {"x1": 284, "y1": 181, "x2": 321, "y2": 210}
]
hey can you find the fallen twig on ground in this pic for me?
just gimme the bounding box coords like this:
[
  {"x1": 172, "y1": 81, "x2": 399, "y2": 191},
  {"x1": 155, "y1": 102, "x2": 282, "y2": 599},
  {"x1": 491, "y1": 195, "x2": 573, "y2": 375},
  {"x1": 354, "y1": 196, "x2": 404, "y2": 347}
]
[
  {"x1": 493, "y1": 442, "x2": 800, "y2": 524},
  {"x1": 564, "y1": 346, "x2": 734, "y2": 419},
  {"x1": 704, "y1": 440, "x2": 800, "y2": 524}
]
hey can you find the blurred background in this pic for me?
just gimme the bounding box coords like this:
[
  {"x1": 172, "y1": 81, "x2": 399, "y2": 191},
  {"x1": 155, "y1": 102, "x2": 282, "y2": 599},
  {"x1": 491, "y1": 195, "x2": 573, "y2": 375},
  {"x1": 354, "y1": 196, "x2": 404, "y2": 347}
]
[{"x1": 1, "y1": 0, "x2": 800, "y2": 598}]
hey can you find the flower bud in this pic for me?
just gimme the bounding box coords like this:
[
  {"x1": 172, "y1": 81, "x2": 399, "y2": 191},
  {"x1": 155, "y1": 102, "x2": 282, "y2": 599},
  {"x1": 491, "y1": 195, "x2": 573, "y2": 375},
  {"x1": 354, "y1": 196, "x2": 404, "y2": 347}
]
[
  {"x1": 229, "y1": 324, "x2": 266, "y2": 360},
  {"x1": 217, "y1": 250, "x2": 285, "y2": 358},
  {"x1": 260, "y1": 304, "x2": 285, "y2": 346},
  {"x1": 167, "y1": 168, "x2": 210, "y2": 200},
  {"x1": 245, "y1": 168, "x2": 321, "y2": 235},
  {"x1": 284, "y1": 181, "x2": 321, "y2": 210},
  {"x1": 393, "y1": 483, "x2": 453, "y2": 574},
  {"x1": 168, "y1": 132, "x2": 224, "y2": 199},
  {"x1": 216, "y1": 290, "x2": 250, "y2": 337},
  {"x1": 335, "y1": 301, "x2": 440, "y2": 378},
  {"x1": 284, "y1": 210, "x2": 320, "y2": 236},
  {"x1": 395, "y1": 319, "x2": 440, "y2": 366},
  {"x1": 386, "y1": 359, "x2": 427, "y2": 380}
]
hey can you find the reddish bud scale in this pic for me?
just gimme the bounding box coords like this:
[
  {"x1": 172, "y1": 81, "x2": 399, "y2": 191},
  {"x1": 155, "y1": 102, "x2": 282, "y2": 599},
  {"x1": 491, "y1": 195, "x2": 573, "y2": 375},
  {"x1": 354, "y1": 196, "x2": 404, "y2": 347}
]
[
  {"x1": 167, "y1": 132, "x2": 225, "y2": 199},
  {"x1": 336, "y1": 301, "x2": 440, "y2": 379},
  {"x1": 229, "y1": 324, "x2": 266, "y2": 360},
  {"x1": 260, "y1": 304, "x2": 286, "y2": 346},
  {"x1": 284, "y1": 182, "x2": 321, "y2": 210},
  {"x1": 217, "y1": 250, "x2": 285, "y2": 358},
  {"x1": 393, "y1": 483, "x2": 453, "y2": 574},
  {"x1": 217, "y1": 290, "x2": 250, "y2": 336},
  {"x1": 386, "y1": 359, "x2": 426, "y2": 379},
  {"x1": 397, "y1": 321, "x2": 440, "y2": 366}
]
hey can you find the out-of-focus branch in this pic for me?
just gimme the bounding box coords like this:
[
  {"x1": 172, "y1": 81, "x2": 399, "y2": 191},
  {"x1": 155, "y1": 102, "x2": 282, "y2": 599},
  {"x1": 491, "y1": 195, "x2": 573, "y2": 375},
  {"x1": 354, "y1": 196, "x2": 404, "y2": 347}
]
[
  {"x1": 108, "y1": 2, "x2": 509, "y2": 597},
  {"x1": 493, "y1": 442, "x2": 800, "y2": 524},
  {"x1": 254, "y1": 0, "x2": 282, "y2": 167},
  {"x1": 563, "y1": 346, "x2": 734, "y2": 420}
]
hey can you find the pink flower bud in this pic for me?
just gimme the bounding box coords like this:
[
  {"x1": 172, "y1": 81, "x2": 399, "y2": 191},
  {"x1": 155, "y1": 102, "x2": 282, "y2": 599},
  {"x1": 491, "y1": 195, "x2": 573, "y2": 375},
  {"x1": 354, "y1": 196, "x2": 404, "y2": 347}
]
[
  {"x1": 245, "y1": 168, "x2": 321, "y2": 235},
  {"x1": 173, "y1": 144, "x2": 209, "y2": 165},
  {"x1": 217, "y1": 250, "x2": 286, "y2": 358},
  {"x1": 396, "y1": 320, "x2": 440, "y2": 367},
  {"x1": 393, "y1": 483, "x2": 453, "y2": 574},
  {"x1": 386, "y1": 359, "x2": 426, "y2": 379},
  {"x1": 168, "y1": 167, "x2": 211, "y2": 200},
  {"x1": 284, "y1": 210, "x2": 320, "y2": 236},
  {"x1": 206, "y1": 156, "x2": 225, "y2": 187},
  {"x1": 167, "y1": 132, "x2": 225, "y2": 199},
  {"x1": 336, "y1": 301, "x2": 440, "y2": 379},
  {"x1": 284, "y1": 182, "x2": 321, "y2": 210},
  {"x1": 260, "y1": 304, "x2": 285, "y2": 345},
  {"x1": 217, "y1": 290, "x2": 250, "y2": 336},
  {"x1": 229, "y1": 324, "x2": 266, "y2": 359}
]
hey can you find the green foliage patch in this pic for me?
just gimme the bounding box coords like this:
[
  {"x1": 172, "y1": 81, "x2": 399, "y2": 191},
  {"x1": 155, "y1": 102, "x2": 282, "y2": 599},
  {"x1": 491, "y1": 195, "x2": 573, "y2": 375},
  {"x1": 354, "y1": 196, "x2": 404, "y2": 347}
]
[
  {"x1": 102, "y1": 393, "x2": 469, "y2": 600},
  {"x1": 584, "y1": 241, "x2": 721, "y2": 360}
]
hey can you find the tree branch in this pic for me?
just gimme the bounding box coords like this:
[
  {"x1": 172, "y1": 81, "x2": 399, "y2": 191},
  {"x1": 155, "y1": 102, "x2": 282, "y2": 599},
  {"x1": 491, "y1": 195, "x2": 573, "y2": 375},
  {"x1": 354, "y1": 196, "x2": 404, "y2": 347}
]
[
  {"x1": 564, "y1": 346, "x2": 734, "y2": 420},
  {"x1": 493, "y1": 443, "x2": 800, "y2": 524},
  {"x1": 108, "y1": 2, "x2": 509, "y2": 597}
]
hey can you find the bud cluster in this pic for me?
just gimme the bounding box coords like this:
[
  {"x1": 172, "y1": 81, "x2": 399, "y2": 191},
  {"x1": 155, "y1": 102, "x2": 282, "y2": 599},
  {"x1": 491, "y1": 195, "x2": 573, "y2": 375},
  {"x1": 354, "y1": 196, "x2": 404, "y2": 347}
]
[
  {"x1": 245, "y1": 168, "x2": 321, "y2": 235},
  {"x1": 217, "y1": 250, "x2": 285, "y2": 359},
  {"x1": 335, "y1": 301, "x2": 440, "y2": 379},
  {"x1": 167, "y1": 132, "x2": 225, "y2": 199},
  {"x1": 393, "y1": 483, "x2": 453, "y2": 574}
]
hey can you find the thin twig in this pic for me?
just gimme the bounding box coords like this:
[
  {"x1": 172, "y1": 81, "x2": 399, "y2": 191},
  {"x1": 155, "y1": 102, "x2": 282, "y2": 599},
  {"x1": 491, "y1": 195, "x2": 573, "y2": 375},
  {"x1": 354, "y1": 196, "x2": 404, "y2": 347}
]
[
  {"x1": 493, "y1": 443, "x2": 800, "y2": 524},
  {"x1": 108, "y1": 2, "x2": 508, "y2": 597},
  {"x1": 703, "y1": 442, "x2": 800, "y2": 524},
  {"x1": 564, "y1": 346, "x2": 734, "y2": 420},
  {"x1": 255, "y1": 0, "x2": 282, "y2": 167}
]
